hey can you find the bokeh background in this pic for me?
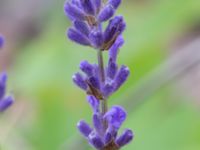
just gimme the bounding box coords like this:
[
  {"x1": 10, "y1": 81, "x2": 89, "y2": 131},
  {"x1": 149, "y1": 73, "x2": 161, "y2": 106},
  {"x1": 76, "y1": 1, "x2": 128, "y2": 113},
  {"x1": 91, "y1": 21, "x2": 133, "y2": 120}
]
[{"x1": 1, "y1": 0, "x2": 200, "y2": 150}]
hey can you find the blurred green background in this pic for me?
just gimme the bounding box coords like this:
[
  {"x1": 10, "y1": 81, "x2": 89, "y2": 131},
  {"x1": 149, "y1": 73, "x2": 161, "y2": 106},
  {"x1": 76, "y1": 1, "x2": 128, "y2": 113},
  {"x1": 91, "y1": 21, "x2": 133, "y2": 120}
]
[{"x1": 0, "y1": 0, "x2": 200, "y2": 150}]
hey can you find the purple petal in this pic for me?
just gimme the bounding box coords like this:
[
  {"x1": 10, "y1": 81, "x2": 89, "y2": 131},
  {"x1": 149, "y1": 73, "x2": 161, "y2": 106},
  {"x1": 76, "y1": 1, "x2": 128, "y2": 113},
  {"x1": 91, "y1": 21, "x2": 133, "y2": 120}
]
[
  {"x1": 104, "y1": 16, "x2": 126, "y2": 43},
  {"x1": 89, "y1": 30, "x2": 103, "y2": 48},
  {"x1": 67, "y1": 28, "x2": 91, "y2": 46},
  {"x1": 107, "y1": 58, "x2": 118, "y2": 79},
  {"x1": 71, "y1": 0, "x2": 82, "y2": 8},
  {"x1": 116, "y1": 129, "x2": 134, "y2": 147},
  {"x1": 72, "y1": 73, "x2": 88, "y2": 90},
  {"x1": 104, "y1": 126, "x2": 118, "y2": 145},
  {"x1": 77, "y1": 120, "x2": 93, "y2": 137},
  {"x1": 114, "y1": 65, "x2": 130, "y2": 91},
  {"x1": 93, "y1": 113, "x2": 104, "y2": 135},
  {"x1": 80, "y1": 0, "x2": 95, "y2": 15},
  {"x1": 0, "y1": 96, "x2": 14, "y2": 112},
  {"x1": 102, "y1": 79, "x2": 114, "y2": 97},
  {"x1": 0, "y1": 35, "x2": 4, "y2": 48},
  {"x1": 93, "y1": 0, "x2": 101, "y2": 13},
  {"x1": 0, "y1": 72, "x2": 7, "y2": 99},
  {"x1": 98, "y1": 4, "x2": 115, "y2": 22},
  {"x1": 73, "y1": 20, "x2": 90, "y2": 36},
  {"x1": 109, "y1": 36, "x2": 124, "y2": 62},
  {"x1": 108, "y1": 0, "x2": 122, "y2": 9},
  {"x1": 104, "y1": 106, "x2": 127, "y2": 129},
  {"x1": 80, "y1": 60, "x2": 94, "y2": 76},
  {"x1": 87, "y1": 95, "x2": 100, "y2": 112},
  {"x1": 88, "y1": 131, "x2": 104, "y2": 149},
  {"x1": 88, "y1": 76, "x2": 100, "y2": 90},
  {"x1": 64, "y1": 2, "x2": 86, "y2": 21}
]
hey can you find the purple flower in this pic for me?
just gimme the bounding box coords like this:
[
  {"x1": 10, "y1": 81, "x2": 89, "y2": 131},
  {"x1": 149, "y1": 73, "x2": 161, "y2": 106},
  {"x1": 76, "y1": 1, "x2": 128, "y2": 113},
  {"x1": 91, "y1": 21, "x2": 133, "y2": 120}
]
[
  {"x1": 73, "y1": 20, "x2": 90, "y2": 36},
  {"x1": 64, "y1": 0, "x2": 134, "y2": 149},
  {"x1": 114, "y1": 65, "x2": 130, "y2": 91},
  {"x1": 0, "y1": 35, "x2": 4, "y2": 48},
  {"x1": 64, "y1": 2, "x2": 86, "y2": 21},
  {"x1": 107, "y1": 58, "x2": 118, "y2": 79},
  {"x1": 76, "y1": 103, "x2": 133, "y2": 149},
  {"x1": 88, "y1": 131, "x2": 104, "y2": 149},
  {"x1": 102, "y1": 79, "x2": 114, "y2": 97},
  {"x1": 109, "y1": 36, "x2": 124, "y2": 62},
  {"x1": 87, "y1": 95, "x2": 99, "y2": 112},
  {"x1": 93, "y1": 0, "x2": 101, "y2": 13},
  {"x1": 116, "y1": 129, "x2": 134, "y2": 147},
  {"x1": 80, "y1": 0, "x2": 95, "y2": 15},
  {"x1": 104, "y1": 106, "x2": 126, "y2": 129},
  {"x1": 72, "y1": 73, "x2": 88, "y2": 90},
  {"x1": 89, "y1": 30, "x2": 103, "y2": 48},
  {"x1": 108, "y1": 0, "x2": 122, "y2": 9},
  {"x1": 77, "y1": 120, "x2": 93, "y2": 137},
  {"x1": 0, "y1": 72, "x2": 14, "y2": 112},
  {"x1": 98, "y1": 4, "x2": 115, "y2": 22},
  {"x1": 104, "y1": 16, "x2": 126, "y2": 44},
  {"x1": 104, "y1": 126, "x2": 118, "y2": 145},
  {"x1": 67, "y1": 28, "x2": 91, "y2": 46},
  {"x1": 80, "y1": 60, "x2": 94, "y2": 77},
  {"x1": 93, "y1": 113, "x2": 104, "y2": 135}
]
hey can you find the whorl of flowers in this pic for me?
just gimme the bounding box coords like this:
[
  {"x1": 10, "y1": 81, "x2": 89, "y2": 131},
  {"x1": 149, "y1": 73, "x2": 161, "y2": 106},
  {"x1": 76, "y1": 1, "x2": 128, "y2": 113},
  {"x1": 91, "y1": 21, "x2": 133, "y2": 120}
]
[
  {"x1": 0, "y1": 36, "x2": 14, "y2": 112},
  {"x1": 64, "y1": 0, "x2": 134, "y2": 149}
]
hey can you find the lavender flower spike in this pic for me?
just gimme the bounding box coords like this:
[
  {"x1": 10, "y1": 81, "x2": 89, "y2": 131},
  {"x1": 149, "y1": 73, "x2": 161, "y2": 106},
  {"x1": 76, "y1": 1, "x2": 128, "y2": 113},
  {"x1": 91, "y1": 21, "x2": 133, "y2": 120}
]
[
  {"x1": 65, "y1": 0, "x2": 134, "y2": 149},
  {"x1": 0, "y1": 72, "x2": 14, "y2": 112}
]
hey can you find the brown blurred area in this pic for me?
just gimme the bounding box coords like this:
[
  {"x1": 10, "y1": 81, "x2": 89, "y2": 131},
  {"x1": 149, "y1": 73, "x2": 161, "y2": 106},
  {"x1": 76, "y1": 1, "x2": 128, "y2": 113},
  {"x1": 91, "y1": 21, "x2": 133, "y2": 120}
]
[
  {"x1": 170, "y1": 21, "x2": 200, "y2": 106},
  {"x1": 0, "y1": 0, "x2": 55, "y2": 69}
]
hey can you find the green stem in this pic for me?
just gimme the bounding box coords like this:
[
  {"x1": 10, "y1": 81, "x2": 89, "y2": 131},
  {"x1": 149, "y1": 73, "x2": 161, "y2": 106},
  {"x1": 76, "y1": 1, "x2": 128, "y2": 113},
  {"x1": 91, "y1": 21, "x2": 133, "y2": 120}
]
[{"x1": 97, "y1": 50, "x2": 108, "y2": 130}]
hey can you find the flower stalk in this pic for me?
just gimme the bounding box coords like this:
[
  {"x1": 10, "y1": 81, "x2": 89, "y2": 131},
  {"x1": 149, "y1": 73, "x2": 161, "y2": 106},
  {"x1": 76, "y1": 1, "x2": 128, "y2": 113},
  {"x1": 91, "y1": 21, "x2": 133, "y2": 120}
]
[
  {"x1": 97, "y1": 50, "x2": 108, "y2": 131},
  {"x1": 64, "y1": 0, "x2": 134, "y2": 149}
]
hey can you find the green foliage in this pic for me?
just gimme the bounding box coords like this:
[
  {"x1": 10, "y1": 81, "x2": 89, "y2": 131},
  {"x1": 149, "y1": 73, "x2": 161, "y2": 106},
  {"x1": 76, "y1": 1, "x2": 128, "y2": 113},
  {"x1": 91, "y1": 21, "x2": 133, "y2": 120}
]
[{"x1": 3, "y1": 0, "x2": 200, "y2": 149}]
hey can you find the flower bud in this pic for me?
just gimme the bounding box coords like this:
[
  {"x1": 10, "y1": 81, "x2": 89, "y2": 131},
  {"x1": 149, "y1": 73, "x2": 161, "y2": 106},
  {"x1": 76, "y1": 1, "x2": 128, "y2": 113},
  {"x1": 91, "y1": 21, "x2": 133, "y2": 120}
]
[
  {"x1": 67, "y1": 28, "x2": 91, "y2": 46},
  {"x1": 73, "y1": 20, "x2": 90, "y2": 36},
  {"x1": 108, "y1": 0, "x2": 122, "y2": 9},
  {"x1": 109, "y1": 36, "x2": 124, "y2": 62},
  {"x1": 107, "y1": 58, "x2": 118, "y2": 79},
  {"x1": 104, "y1": 126, "x2": 118, "y2": 145},
  {"x1": 94, "y1": 0, "x2": 101, "y2": 13},
  {"x1": 80, "y1": 0, "x2": 95, "y2": 15},
  {"x1": 104, "y1": 106, "x2": 126, "y2": 129},
  {"x1": 88, "y1": 76, "x2": 100, "y2": 90},
  {"x1": 87, "y1": 95, "x2": 100, "y2": 112},
  {"x1": 89, "y1": 30, "x2": 103, "y2": 48},
  {"x1": 102, "y1": 79, "x2": 114, "y2": 97},
  {"x1": 116, "y1": 129, "x2": 134, "y2": 147},
  {"x1": 104, "y1": 16, "x2": 126, "y2": 44},
  {"x1": 98, "y1": 4, "x2": 115, "y2": 22},
  {"x1": 93, "y1": 113, "x2": 103, "y2": 134},
  {"x1": 80, "y1": 60, "x2": 94, "y2": 76},
  {"x1": 71, "y1": 0, "x2": 81, "y2": 8},
  {"x1": 64, "y1": 2, "x2": 86, "y2": 21},
  {"x1": 72, "y1": 73, "x2": 88, "y2": 90},
  {"x1": 114, "y1": 65, "x2": 130, "y2": 91},
  {"x1": 88, "y1": 131, "x2": 104, "y2": 149},
  {"x1": 77, "y1": 120, "x2": 93, "y2": 137}
]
